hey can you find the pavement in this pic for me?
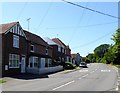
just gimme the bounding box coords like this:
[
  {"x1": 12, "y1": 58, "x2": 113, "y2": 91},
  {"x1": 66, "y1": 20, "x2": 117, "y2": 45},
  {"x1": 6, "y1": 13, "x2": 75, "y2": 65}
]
[{"x1": 1, "y1": 63, "x2": 119, "y2": 92}]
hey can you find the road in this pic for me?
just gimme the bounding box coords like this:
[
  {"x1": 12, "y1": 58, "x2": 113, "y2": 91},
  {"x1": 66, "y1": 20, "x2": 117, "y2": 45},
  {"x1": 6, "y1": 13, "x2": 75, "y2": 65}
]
[{"x1": 2, "y1": 63, "x2": 119, "y2": 91}]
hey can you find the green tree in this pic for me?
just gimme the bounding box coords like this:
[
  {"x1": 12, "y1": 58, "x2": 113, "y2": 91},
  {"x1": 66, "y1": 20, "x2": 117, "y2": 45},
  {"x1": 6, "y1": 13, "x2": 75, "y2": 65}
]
[
  {"x1": 86, "y1": 53, "x2": 95, "y2": 63},
  {"x1": 111, "y1": 28, "x2": 120, "y2": 64},
  {"x1": 94, "y1": 44, "x2": 110, "y2": 62},
  {"x1": 102, "y1": 45, "x2": 116, "y2": 64}
]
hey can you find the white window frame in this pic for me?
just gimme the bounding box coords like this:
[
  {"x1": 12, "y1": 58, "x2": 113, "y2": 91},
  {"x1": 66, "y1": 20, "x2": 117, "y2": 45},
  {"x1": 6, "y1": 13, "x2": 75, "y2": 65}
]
[
  {"x1": 46, "y1": 48, "x2": 48, "y2": 55},
  {"x1": 9, "y1": 54, "x2": 20, "y2": 68},
  {"x1": 34, "y1": 57, "x2": 39, "y2": 68},
  {"x1": 58, "y1": 46, "x2": 61, "y2": 52},
  {"x1": 30, "y1": 44, "x2": 34, "y2": 52},
  {"x1": 29, "y1": 56, "x2": 39, "y2": 68},
  {"x1": 13, "y1": 35, "x2": 19, "y2": 48}
]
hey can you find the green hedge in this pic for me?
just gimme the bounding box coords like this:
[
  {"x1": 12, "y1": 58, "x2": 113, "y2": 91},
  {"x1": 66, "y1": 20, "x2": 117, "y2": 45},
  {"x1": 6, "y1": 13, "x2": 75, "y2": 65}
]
[{"x1": 64, "y1": 62, "x2": 76, "y2": 70}]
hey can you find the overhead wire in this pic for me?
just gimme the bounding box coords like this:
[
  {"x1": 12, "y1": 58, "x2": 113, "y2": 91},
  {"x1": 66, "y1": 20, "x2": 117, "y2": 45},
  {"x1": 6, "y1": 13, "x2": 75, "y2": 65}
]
[
  {"x1": 16, "y1": 1, "x2": 29, "y2": 21},
  {"x1": 68, "y1": 2, "x2": 88, "y2": 44},
  {"x1": 71, "y1": 30, "x2": 115, "y2": 49},
  {"x1": 61, "y1": 0, "x2": 120, "y2": 19},
  {"x1": 46, "y1": 21, "x2": 117, "y2": 29},
  {"x1": 35, "y1": 2, "x2": 52, "y2": 33}
]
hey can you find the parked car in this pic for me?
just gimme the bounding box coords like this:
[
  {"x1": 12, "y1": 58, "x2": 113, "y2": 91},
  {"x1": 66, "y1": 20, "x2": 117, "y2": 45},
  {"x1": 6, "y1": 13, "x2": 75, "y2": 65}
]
[{"x1": 79, "y1": 62, "x2": 87, "y2": 68}]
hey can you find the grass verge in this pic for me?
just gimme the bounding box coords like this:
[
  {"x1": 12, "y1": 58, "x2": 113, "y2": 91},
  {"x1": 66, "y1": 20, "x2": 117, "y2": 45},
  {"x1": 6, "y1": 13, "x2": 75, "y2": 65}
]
[
  {"x1": 0, "y1": 79, "x2": 6, "y2": 84},
  {"x1": 113, "y1": 64, "x2": 120, "y2": 68}
]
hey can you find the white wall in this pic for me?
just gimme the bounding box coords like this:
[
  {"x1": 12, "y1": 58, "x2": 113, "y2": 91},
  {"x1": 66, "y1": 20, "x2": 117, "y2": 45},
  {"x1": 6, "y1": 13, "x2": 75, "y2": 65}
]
[{"x1": 27, "y1": 66, "x2": 63, "y2": 75}]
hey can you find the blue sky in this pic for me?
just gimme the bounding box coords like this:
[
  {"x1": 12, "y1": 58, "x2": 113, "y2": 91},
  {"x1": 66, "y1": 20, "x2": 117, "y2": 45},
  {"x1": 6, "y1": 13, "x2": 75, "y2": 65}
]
[{"x1": 1, "y1": 1, "x2": 118, "y2": 56}]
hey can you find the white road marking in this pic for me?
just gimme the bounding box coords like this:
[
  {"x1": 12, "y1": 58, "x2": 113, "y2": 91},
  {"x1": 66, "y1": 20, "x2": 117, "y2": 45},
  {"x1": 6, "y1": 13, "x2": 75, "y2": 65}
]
[
  {"x1": 52, "y1": 80, "x2": 75, "y2": 90},
  {"x1": 79, "y1": 78, "x2": 82, "y2": 79},
  {"x1": 79, "y1": 69, "x2": 88, "y2": 72},
  {"x1": 82, "y1": 74, "x2": 88, "y2": 78},
  {"x1": 116, "y1": 85, "x2": 119, "y2": 91},
  {"x1": 101, "y1": 70, "x2": 111, "y2": 72}
]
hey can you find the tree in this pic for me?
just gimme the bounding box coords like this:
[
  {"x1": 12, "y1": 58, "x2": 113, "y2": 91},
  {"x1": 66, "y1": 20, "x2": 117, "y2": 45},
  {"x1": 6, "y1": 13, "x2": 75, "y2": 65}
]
[
  {"x1": 102, "y1": 45, "x2": 116, "y2": 64},
  {"x1": 94, "y1": 44, "x2": 110, "y2": 62},
  {"x1": 86, "y1": 53, "x2": 95, "y2": 63},
  {"x1": 111, "y1": 28, "x2": 120, "y2": 64}
]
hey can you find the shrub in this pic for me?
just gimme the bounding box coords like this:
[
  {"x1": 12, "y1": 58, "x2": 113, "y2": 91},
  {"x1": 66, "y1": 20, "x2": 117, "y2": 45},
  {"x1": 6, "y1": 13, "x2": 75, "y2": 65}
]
[{"x1": 64, "y1": 62, "x2": 76, "y2": 70}]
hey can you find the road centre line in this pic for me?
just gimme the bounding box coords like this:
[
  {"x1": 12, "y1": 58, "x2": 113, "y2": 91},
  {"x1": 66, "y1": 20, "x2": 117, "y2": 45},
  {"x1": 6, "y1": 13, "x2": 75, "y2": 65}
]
[
  {"x1": 52, "y1": 80, "x2": 75, "y2": 90},
  {"x1": 82, "y1": 74, "x2": 88, "y2": 78}
]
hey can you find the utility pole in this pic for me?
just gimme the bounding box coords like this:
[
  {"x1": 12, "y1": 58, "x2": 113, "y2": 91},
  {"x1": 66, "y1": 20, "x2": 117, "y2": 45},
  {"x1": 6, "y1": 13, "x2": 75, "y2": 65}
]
[{"x1": 27, "y1": 18, "x2": 31, "y2": 31}]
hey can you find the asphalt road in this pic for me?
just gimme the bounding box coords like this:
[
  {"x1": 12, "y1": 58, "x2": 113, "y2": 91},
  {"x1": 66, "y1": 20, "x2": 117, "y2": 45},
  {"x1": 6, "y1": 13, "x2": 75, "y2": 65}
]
[{"x1": 2, "y1": 63, "x2": 118, "y2": 91}]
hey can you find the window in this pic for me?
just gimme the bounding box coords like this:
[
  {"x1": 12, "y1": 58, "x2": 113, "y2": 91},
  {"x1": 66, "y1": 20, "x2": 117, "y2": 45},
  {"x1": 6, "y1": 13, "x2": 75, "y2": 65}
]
[
  {"x1": 58, "y1": 46, "x2": 61, "y2": 52},
  {"x1": 13, "y1": 35, "x2": 19, "y2": 48},
  {"x1": 29, "y1": 57, "x2": 33, "y2": 68},
  {"x1": 34, "y1": 57, "x2": 39, "y2": 68},
  {"x1": 9, "y1": 54, "x2": 19, "y2": 68},
  {"x1": 46, "y1": 48, "x2": 48, "y2": 55},
  {"x1": 29, "y1": 56, "x2": 39, "y2": 68},
  {"x1": 65, "y1": 49, "x2": 66, "y2": 54},
  {"x1": 30, "y1": 44, "x2": 34, "y2": 52}
]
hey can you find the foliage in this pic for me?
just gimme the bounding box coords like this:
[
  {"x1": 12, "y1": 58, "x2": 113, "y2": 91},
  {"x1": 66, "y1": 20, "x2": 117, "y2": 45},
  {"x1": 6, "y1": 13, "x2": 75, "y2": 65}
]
[
  {"x1": 0, "y1": 80, "x2": 6, "y2": 84},
  {"x1": 90, "y1": 29, "x2": 120, "y2": 65},
  {"x1": 86, "y1": 53, "x2": 96, "y2": 63},
  {"x1": 64, "y1": 62, "x2": 76, "y2": 70},
  {"x1": 94, "y1": 44, "x2": 110, "y2": 58},
  {"x1": 82, "y1": 57, "x2": 90, "y2": 63}
]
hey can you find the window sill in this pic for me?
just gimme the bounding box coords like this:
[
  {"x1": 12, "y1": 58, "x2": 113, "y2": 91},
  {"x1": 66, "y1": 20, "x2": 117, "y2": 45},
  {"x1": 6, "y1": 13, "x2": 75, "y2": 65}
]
[{"x1": 9, "y1": 67, "x2": 19, "y2": 69}]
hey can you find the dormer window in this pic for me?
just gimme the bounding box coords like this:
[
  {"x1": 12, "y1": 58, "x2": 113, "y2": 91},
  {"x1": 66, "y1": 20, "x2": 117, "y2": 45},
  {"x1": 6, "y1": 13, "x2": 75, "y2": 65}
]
[{"x1": 30, "y1": 44, "x2": 34, "y2": 52}]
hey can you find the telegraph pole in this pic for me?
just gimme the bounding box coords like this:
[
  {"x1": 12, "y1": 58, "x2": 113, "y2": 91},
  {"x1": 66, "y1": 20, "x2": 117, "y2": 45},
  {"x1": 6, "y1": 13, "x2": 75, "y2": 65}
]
[{"x1": 27, "y1": 18, "x2": 31, "y2": 31}]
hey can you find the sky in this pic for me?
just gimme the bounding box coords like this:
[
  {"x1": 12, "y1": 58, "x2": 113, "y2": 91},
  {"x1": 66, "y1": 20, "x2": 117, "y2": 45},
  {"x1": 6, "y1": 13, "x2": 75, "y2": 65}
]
[{"x1": 1, "y1": 1, "x2": 119, "y2": 57}]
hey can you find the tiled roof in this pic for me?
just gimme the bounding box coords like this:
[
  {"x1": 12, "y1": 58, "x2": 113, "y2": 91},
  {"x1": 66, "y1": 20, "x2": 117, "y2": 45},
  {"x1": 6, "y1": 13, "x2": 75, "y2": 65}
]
[
  {"x1": 52, "y1": 38, "x2": 65, "y2": 48},
  {"x1": 71, "y1": 54, "x2": 77, "y2": 58},
  {"x1": 43, "y1": 37, "x2": 60, "y2": 46},
  {"x1": 0, "y1": 22, "x2": 17, "y2": 34},
  {"x1": 24, "y1": 30, "x2": 49, "y2": 47}
]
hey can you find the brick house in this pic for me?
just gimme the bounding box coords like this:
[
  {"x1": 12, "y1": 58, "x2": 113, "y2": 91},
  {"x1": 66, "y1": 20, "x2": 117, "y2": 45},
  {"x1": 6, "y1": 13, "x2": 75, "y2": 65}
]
[
  {"x1": 43, "y1": 37, "x2": 63, "y2": 66},
  {"x1": 0, "y1": 22, "x2": 63, "y2": 76},
  {"x1": 52, "y1": 38, "x2": 71, "y2": 65},
  {"x1": 65, "y1": 45, "x2": 71, "y2": 62},
  {"x1": 52, "y1": 38, "x2": 71, "y2": 63},
  {"x1": 24, "y1": 31, "x2": 53, "y2": 74},
  {"x1": 0, "y1": 22, "x2": 27, "y2": 77}
]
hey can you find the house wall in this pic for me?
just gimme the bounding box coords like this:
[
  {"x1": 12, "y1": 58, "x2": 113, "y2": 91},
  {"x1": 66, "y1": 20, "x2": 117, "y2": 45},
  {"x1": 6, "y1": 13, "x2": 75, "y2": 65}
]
[
  {"x1": 48, "y1": 47, "x2": 52, "y2": 57},
  {"x1": 2, "y1": 32, "x2": 27, "y2": 77},
  {"x1": 50, "y1": 45, "x2": 58, "y2": 61}
]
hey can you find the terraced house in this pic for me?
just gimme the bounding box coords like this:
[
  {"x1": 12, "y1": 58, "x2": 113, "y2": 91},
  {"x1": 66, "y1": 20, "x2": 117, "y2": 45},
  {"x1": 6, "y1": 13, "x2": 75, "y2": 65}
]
[
  {"x1": 52, "y1": 38, "x2": 71, "y2": 64},
  {"x1": 0, "y1": 22, "x2": 63, "y2": 77},
  {"x1": 24, "y1": 30, "x2": 53, "y2": 74}
]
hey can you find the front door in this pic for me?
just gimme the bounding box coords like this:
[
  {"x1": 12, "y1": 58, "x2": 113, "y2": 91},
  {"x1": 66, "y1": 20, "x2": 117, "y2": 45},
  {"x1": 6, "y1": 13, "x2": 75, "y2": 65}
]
[
  {"x1": 21, "y1": 56, "x2": 26, "y2": 73},
  {"x1": 41, "y1": 58, "x2": 45, "y2": 68}
]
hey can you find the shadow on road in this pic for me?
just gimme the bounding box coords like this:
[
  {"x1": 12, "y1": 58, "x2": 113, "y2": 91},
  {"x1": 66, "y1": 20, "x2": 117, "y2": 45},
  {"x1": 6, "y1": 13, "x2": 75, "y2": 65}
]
[
  {"x1": 3, "y1": 70, "x2": 64, "y2": 80},
  {"x1": 8, "y1": 73, "x2": 49, "y2": 80}
]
